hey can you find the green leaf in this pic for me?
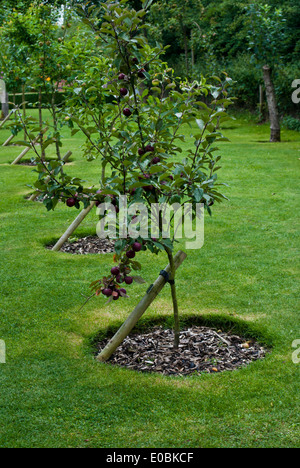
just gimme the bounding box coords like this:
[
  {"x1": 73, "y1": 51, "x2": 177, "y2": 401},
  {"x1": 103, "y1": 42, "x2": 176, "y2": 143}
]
[
  {"x1": 132, "y1": 276, "x2": 146, "y2": 284},
  {"x1": 42, "y1": 139, "x2": 55, "y2": 151},
  {"x1": 114, "y1": 239, "x2": 127, "y2": 256},
  {"x1": 193, "y1": 187, "x2": 204, "y2": 202},
  {"x1": 131, "y1": 261, "x2": 142, "y2": 271},
  {"x1": 196, "y1": 119, "x2": 205, "y2": 131},
  {"x1": 13, "y1": 141, "x2": 32, "y2": 148},
  {"x1": 142, "y1": 0, "x2": 154, "y2": 9},
  {"x1": 160, "y1": 239, "x2": 174, "y2": 251}
]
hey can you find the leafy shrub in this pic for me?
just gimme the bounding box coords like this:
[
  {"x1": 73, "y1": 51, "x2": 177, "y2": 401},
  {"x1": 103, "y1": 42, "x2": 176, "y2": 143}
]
[{"x1": 282, "y1": 115, "x2": 300, "y2": 132}]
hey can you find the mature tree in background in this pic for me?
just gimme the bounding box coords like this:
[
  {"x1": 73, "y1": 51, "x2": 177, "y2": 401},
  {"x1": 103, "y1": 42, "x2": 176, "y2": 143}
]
[
  {"x1": 0, "y1": 0, "x2": 66, "y2": 25},
  {"x1": 1, "y1": 0, "x2": 298, "y2": 122},
  {"x1": 267, "y1": 0, "x2": 300, "y2": 62},
  {"x1": 246, "y1": 3, "x2": 286, "y2": 142},
  {"x1": 200, "y1": 0, "x2": 249, "y2": 60},
  {"x1": 149, "y1": 0, "x2": 205, "y2": 78}
]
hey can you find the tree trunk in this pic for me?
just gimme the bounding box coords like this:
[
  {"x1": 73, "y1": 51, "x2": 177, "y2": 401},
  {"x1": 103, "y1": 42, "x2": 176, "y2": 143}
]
[
  {"x1": 22, "y1": 84, "x2": 26, "y2": 141},
  {"x1": 166, "y1": 248, "x2": 180, "y2": 349},
  {"x1": 39, "y1": 88, "x2": 46, "y2": 162},
  {"x1": 51, "y1": 92, "x2": 61, "y2": 161},
  {"x1": 259, "y1": 84, "x2": 264, "y2": 122},
  {"x1": 179, "y1": 18, "x2": 189, "y2": 77},
  {"x1": 262, "y1": 65, "x2": 281, "y2": 142}
]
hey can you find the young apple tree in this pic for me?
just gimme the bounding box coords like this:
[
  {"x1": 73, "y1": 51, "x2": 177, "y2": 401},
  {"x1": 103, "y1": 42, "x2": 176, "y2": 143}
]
[{"x1": 30, "y1": 0, "x2": 234, "y2": 358}]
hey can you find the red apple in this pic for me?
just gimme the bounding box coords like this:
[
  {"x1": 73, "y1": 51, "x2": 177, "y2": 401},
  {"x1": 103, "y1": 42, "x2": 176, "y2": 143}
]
[
  {"x1": 66, "y1": 198, "x2": 76, "y2": 207},
  {"x1": 132, "y1": 242, "x2": 142, "y2": 252},
  {"x1": 111, "y1": 267, "x2": 120, "y2": 276},
  {"x1": 126, "y1": 250, "x2": 136, "y2": 259},
  {"x1": 125, "y1": 276, "x2": 133, "y2": 285}
]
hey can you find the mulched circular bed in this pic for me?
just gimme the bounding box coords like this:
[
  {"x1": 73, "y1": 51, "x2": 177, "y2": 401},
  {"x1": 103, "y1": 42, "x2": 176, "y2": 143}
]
[
  {"x1": 18, "y1": 159, "x2": 72, "y2": 167},
  {"x1": 96, "y1": 326, "x2": 267, "y2": 376},
  {"x1": 47, "y1": 235, "x2": 115, "y2": 255},
  {"x1": 18, "y1": 160, "x2": 38, "y2": 166}
]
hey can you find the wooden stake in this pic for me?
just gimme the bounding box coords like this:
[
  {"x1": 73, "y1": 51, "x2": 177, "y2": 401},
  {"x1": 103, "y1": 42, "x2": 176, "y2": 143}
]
[
  {"x1": 96, "y1": 250, "x2": 187, "y2": 362},
  {"x1": 51, "y1": 201, "x2": 97, "y2": 251},
  {"x1": 2, "y1": 133, "x2": 15, "y2": 147},
  {"x1": 0, "y1": 110, "x2": 13, "y2": 129},
  {"x1": 62, "y1": 150, "x2": 72, "y2": 163},
  {"x1": 11, "y1": 127, "x2": 48, "y2": 165}
]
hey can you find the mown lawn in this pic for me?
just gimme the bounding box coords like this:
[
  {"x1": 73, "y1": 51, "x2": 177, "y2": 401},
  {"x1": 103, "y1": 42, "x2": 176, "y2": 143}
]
[{"x1": 0, "y1": 111, "x2": 299, "y2": 448}]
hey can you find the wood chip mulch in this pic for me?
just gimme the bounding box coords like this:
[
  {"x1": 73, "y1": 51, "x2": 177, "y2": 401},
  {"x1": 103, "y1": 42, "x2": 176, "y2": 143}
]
[
  {"x1": 18, "y1": 161, "x2": 38, "y2": 166},
  {"x1": 47, "y1": 236, "x2": 115, "y2": 255},
  {"x1": 96, "y1": 326, "x2": 267, "y2": 376}
]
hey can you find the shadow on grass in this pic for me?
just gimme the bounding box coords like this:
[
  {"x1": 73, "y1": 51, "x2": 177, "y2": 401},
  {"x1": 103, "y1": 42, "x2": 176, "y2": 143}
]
[{"x1": 252, "y1": 140, "x2": 293, "y2": 143}]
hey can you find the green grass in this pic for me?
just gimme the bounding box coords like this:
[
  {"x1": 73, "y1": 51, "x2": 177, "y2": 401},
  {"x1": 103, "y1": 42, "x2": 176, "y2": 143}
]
[{"x1": 0, "y1": 111, "x2": 299, "y2": 448}]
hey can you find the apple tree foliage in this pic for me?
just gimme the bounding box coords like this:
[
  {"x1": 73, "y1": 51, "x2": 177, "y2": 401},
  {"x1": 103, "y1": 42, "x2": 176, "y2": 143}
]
[
  {"x1": 28, "y1": 0, "x2": 234, "y2": 347},
  {"x1": 0, "y1": 1, "x2": 96, "y2": 158}
]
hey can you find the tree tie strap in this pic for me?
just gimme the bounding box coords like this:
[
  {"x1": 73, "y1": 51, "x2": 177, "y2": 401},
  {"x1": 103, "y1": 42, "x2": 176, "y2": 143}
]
[{"x1": 160, "y1": 270, "x2": 175, "y2": 285}]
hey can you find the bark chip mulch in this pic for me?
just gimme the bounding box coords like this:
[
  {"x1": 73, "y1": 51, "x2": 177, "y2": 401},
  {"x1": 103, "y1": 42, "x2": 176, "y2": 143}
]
[
  {"x1": 96, "y1": 325, "x2": 267, "y2": 376},
  {"x1": 47, "y1": 235, "x2": 115, "y2": 255},
  {"x1": 18, "y1": 160, "x2": 38, "y2": 166}
]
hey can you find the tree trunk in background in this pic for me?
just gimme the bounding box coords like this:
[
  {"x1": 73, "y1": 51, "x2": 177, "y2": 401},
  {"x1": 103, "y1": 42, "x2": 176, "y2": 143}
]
[
  {"x1": 22, "y1": 84, "x2": 26, "y2": 141},
  {"x1": 259, "y1": 84, "x2": 264, "y2": 122},
  {"x1": 179, "y1": 18, "x2": 189, "y2": 77},
  {"x1": 262, "y1": 65, "x2": 281, "y2": 142},
  {"x1": 39, "y1": 88, "x2": 46, "y2": 161}
]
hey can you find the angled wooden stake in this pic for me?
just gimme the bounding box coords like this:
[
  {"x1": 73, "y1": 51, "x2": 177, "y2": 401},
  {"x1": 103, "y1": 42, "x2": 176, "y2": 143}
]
[
  {"x1": 0, "y1": 109, "x2": 13, "y2": 129},
  {"x1": 96, "y1": 250, "x2": 187, "y2": 363},
  {"x1": 2, "y1": 133, "x2": 15, "y2": 147},
  {"x1": 51, "y1": 201, "x2": 97, "y2": 252},
  {"x1": 61, "y1": 150, "x2": 72, "y2": 163},
  {"x1": 11, "y1": 127, "x2": 48, "y2": 165}
]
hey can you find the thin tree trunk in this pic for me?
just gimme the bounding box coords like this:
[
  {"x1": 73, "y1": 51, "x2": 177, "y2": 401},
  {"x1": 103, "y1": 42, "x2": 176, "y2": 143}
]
[
  {"x1": 191, "y1": 31, "x2": 195, "y2": 70},
  {"x1": 180, "y1": 18, "x2": 189, "y2": 77},
  {"x1": 259, "y1": 84, "x2": 264, "y2": 121},
  {"x1": 166, "y1": 248, "x2": 180, "y2": 349},
  {"x1": 184, "y1": 31, "x2": 189, "y2": 77},
  {"x1": 262, "y1": 65, "x2": 281, "y2": 142},
  {"x1": 39, "y1": 88, "x2": 45, "y2": 161},
  {"x1": 22, "y1": 84, "x2": 26, "y2": 141},
  {"x1": 51, "y1": 92, "x2": 61, "y2": 161}
]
